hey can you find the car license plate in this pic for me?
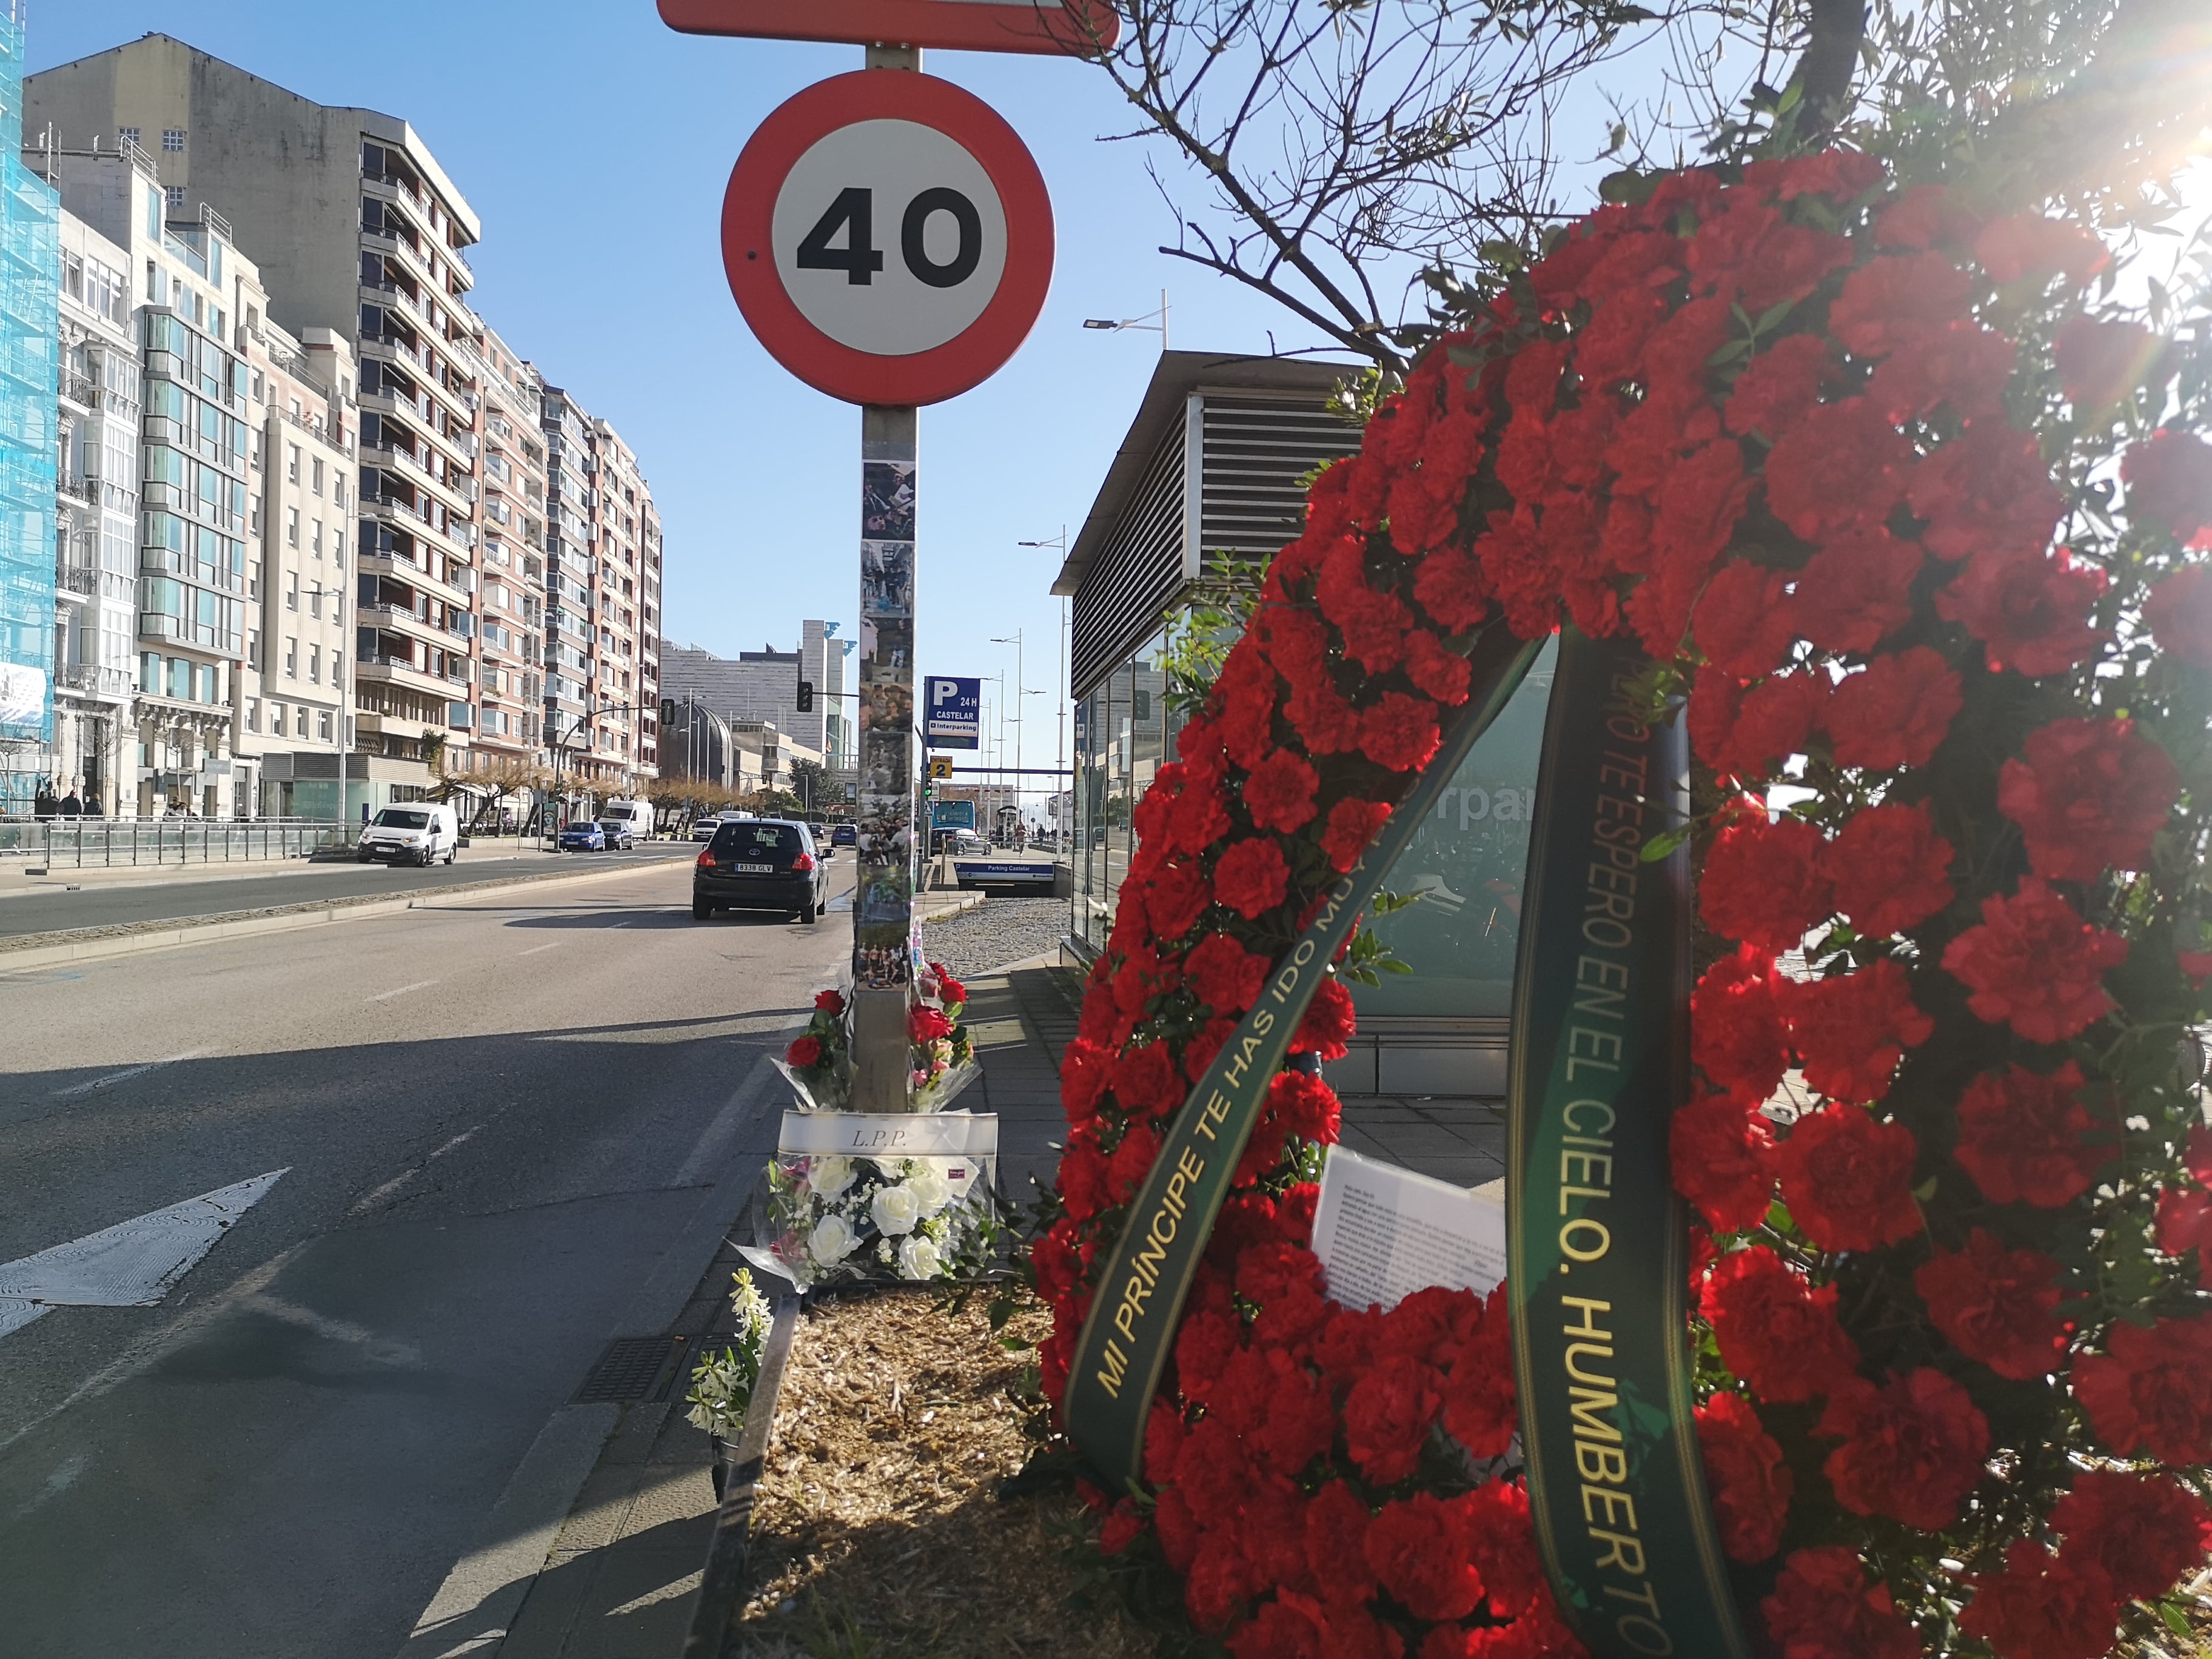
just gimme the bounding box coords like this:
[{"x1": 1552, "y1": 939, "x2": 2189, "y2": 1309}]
[{"x1": 734, "y1": 862, "x2": 774, "y2": 874}]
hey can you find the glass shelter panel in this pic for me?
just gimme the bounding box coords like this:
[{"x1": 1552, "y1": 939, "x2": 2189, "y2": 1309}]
[{"x1": 1353, "y1": 639, "x2": 1556, "y2": 1019}]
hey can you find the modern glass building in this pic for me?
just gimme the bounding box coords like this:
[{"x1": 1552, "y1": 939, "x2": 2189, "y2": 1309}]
[
  {"x1": 1058, "y1": 352, "x2": 1552, "y2": 1098},
  {"x1": 0, "y1": 0, "x2": 59, "y2": 810}
]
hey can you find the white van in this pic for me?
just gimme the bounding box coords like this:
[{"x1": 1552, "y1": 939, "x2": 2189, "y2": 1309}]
[
  {"x1": 599, "y1": 799, "x2": 654, "y2": 843},
  {"x1": 358, "y1": 803, "x2": 460, "y2": 866}
]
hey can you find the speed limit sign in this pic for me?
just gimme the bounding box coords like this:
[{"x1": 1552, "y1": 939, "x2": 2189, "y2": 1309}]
[{"x1": 722, "y1": 72, "x2": 1054, "y2": 406}]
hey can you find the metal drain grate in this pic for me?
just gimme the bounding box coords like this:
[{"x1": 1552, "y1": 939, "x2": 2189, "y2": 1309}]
[{"x1": 574, "y1": 1336, "x2": 688, "y2": 1404}]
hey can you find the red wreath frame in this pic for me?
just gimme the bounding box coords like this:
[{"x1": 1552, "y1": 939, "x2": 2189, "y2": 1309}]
[{"x1": 1034, "y1": 149, "x2": 2212, "y2": 1659}]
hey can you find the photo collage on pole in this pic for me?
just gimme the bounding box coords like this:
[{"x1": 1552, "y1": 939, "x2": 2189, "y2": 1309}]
[{"x1": 854, "y1": 458, "x2": 918, "y2": 990}]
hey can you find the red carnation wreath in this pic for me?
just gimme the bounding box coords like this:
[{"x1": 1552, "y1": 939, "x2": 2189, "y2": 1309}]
[{"x1": 1035, "y1": 148, "x2": 2212, "y2": 1658}]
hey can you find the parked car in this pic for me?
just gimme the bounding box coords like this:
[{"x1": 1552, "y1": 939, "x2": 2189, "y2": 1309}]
[
  {"x1": 599, "y1": 799, "x2": 652, "y2": 843},
  {"x1": 358, "y1": 803, "x2": 460, "y2": 866},
  {"x1": 831, "y1": 822, "x2": 858, "y2": 847},
  {"x1": 689, "y1": 817, "x2": 721, "y2": 844},
  {"x1": 598, "y1": 819, "x2": 637, "y2": 851},
  {"x1": 693, "y1": 818, "x2": 828, "y2": 923},
  {"x1": 559, "y1": 820, "x2": 608, "y2": 853},
  {"x1": 935, "y1": 828, "x2": 992, "y2": 859}
]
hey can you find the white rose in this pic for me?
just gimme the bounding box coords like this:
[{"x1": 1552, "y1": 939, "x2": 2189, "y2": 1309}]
[
  {"x1": 808, "y1": 1156, "x2": 856, "y2": 1199},
  {"x1": 871, "y1": 1182, "x2": 922, "y2": 1236},
  {"x1": 807, "y1": 1212, "x2": 859, "y2": 1266},
  {"x1": 898, "y1": 1233, "x2": 943, "y2": 1280},
  {"x1": 903, "y1": 1162, "x2": 951, "y2": 1216}
]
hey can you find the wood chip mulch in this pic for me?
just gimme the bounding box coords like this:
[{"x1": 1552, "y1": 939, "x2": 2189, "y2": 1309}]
[{"x1": 734, "y1": 1289, "x2": 1156, "y2": 1658}]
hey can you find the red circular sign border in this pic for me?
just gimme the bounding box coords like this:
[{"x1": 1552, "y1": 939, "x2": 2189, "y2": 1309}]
[{"x1": 722, "y1": 72, "x2": 1054, "y2": 407}]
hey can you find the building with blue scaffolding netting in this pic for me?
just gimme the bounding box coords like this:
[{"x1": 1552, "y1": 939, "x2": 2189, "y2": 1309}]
[{"x1": 0, "y1": 0, "x2": 59, "y2": 812}]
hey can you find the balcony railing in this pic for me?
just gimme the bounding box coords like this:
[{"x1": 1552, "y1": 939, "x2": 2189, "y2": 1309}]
[
  {"x1": 57, "y1": 471, "x2": 98, "y2": 505},
  {"x1": 61, "y1": 369, "x2": 98, "y2": 408},
  {"x1": 55, "y1": 564, "x2": 98, "y2": 597},
  {"x1": 55, "y1": 662, "x2": 132, "y2": 697}
]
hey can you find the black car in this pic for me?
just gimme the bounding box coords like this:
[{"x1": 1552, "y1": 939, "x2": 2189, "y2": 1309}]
[
  {"x1": 693, "y1": 817, "x2": 829, "y2": 923},
  {"x1": 598, "y1": 819, "x2": 637, "y2": 851}
]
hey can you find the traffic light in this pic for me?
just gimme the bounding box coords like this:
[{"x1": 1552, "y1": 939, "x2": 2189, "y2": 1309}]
[
  {"x1": 659, "y1": 698, "x2": 675, "y2": 726},
  {"x1": 796, "y1": 679, "x2": 814, "y2": 712}
]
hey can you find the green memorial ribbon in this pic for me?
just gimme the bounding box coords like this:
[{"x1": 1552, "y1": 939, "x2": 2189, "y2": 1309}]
[
  {"x1": 1064, "y1": 625, "x2": 1545, "y2": 1491},
  {"x1": 1506, "y1": 626, "x2": 1751, "y2": 1659}
]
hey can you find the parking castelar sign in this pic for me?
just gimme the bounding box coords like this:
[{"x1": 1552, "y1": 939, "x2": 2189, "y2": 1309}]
[{"x1": 924, "y1": 675, "x2": 981, "y2": 749}]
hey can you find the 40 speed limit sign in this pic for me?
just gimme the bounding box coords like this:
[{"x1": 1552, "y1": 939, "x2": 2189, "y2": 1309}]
[{"x1": 722, "y1": 72, "x2": 1054, "y2": 406}]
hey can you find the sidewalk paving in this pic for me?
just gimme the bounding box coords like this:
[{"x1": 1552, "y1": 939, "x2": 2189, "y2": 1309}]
[{"x1": 441, "y1": 955, "x2": 1502, "y2": 1658}]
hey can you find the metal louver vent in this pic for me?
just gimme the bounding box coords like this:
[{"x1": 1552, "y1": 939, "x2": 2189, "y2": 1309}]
[
  {"x1": 1195, "y1": 397, "x2": 1360, "y2": 565},
  {"x1": 1071, "y1": 425, "x2": 1184, "y2": 700},
  {"x1": 1070, "y1": 390, "x2": 1362, "y2": 700}
]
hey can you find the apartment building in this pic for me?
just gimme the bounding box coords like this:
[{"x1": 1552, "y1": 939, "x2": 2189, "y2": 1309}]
[
  {"x1": 237, "y1": 320, "x2": 357, "y2": 819},
  {"x1": 468, "y1": 323, "x2": 546, "y2": 776},
  {"x1": 28, "y1": 36, "x2": 489, "y2": 799},
  {"x1": 33, "y1": 147, "x2": 265, "y2": 816},
  {"x1": 537, "y1": 384, "x2": 661, "y2": 792},
  {"x1": 53, "y1": 206, "x2": 137, "y2": 811}
]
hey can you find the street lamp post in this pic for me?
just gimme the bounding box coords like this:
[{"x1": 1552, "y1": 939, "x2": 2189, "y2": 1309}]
[
  {"x1": 990, "y1": 629, "x2": 1024, "y2": 836},
  {"x1": 1082, "y1": 290, "x2": 1170, "y2": 351},
  {"x1": 1018, "y1": 529, "x2": 1070, "y2": 850}
]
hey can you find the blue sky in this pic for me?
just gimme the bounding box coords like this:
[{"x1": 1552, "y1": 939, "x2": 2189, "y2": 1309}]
[{"x1": 27, "y1": 1, "x2": 1637, "y2": 787}]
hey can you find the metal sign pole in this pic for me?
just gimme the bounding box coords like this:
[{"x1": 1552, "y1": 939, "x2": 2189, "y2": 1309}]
[{"x1": 850, "y1": 400, "x2": 919, "y2": 1110}]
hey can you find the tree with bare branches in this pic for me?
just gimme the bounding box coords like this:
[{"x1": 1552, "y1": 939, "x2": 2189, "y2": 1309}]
[{"x1": 1080, "y1": 0, "x2": 2212, "y2": 367}]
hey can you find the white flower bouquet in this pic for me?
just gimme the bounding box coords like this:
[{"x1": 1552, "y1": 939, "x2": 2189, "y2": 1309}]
[{"x1": 754, "y1": 1149, "x2": 990, "y2": 1290}]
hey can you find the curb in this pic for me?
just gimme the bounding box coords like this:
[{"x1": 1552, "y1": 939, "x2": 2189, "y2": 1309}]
[
  {"x1": 683, "y1": 1298, "x2": 802, "y2": 1659},
  {"x1": 0, "y1": 856, "x2": 694, "y2": 973},
  {"x1": 917, "y1": 891, "x2": 986, "y2": 923}
]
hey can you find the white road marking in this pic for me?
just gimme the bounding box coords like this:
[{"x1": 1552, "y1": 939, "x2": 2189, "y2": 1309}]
[
  {"x1": 49, "y1": 1047, "x2": 215, "y2": 1099},
  {"x1": 0, "y1": 1241, "x2": 305, "y2": 1455},
  {"x1": 515, "y1": 941, "x2": 563, "y2": 957},
  {"x1": 367, "y1": 978, "x2": 440, "y2": 1003},
  {"x1": 347, "y1": 1124, "x2": 483, "y2": 1216},
  {"x1": 0, "y1": 1169, "x2": 289, "y2": 1332}
]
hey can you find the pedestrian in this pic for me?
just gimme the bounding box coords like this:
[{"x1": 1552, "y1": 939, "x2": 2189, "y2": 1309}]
[
  {"x1": 82, "y1": 792, "x2": 103, "y2": 817},
  {"x1": 33, "y1": 780, "x2": 56, "y2": 819},
  {"x1": 59, "y1": 788, "x2": 82, "y2": 817}
]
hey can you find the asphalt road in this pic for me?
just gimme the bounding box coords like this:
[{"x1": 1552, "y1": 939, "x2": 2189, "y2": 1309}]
[
  {"x1": 0, "y1": 846, "x2": 695, "y2": 942},
  {"x1": 0, "y1": 856, "x2": 851, "y2": 1657}
]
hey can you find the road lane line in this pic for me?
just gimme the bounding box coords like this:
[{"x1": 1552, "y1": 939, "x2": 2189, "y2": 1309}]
[
  {"x1": 347, "y1": 1124, "x2": 484, "y2": 1216},
  {"x1": 367, "y1": 978, "x2": 440, "y2": 1004},
  {"x1": 49, "y1": 1047, "x2": 215, "y2": 1099},
  {"x1": 515, "y1": 940, "x2": 563, "y2": 957}
]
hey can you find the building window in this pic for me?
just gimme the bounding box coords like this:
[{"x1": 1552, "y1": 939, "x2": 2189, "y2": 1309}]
[
  {"x1": 271, "y1": 702, "x2": 286, "y2": 737},
  {"x1": 311, "y1": 520, "x2": 323, "y2": 559},
  {"x1": 311, "y1": 457, "x2": 324, "y2": 496},
  {"x1": 165, "y1": 186, "x2": 185, "y2": 211},
  {"x1": 287, "y1": 444, "x2": 300, "y2": 484},
  {"x1": 318, "y1": 709, "x2": 333, "y2": 742},
  {"x1": 309, "y1": 645, "x2": 321, "y2": 685},
  {"x1": 119, "y1": 127, "x2": 141, "y2": 147},
  {"x1": 162, "y1": 129, "x2": 186, "y2": 152},
  {"x1": 286, "y1": 506, "x2": 299, "y2": 549},
  {"x1": 286, "y1": 571, "x2": 298, "y2": 611},
  {"x1": 284, "y1": 637, "x2": 297, "y2": 678},
  {"x1": 244, "y1": 697, "x2": 259, "y2": 732}
]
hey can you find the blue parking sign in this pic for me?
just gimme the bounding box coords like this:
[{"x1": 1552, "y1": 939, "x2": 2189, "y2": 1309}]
[{"x1": 924, "y1": 675, "x2": 981, "y2": 749}]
